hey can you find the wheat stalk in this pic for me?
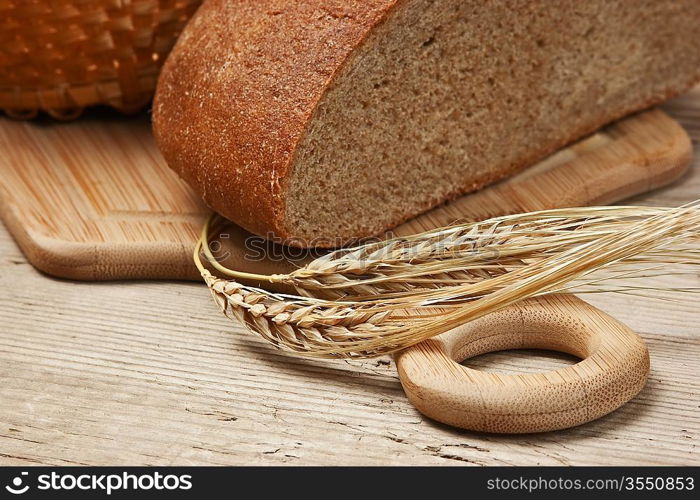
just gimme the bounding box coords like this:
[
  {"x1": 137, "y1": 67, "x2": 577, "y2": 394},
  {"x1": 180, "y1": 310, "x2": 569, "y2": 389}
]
[{"x1": 194, "y1": 202, "x2": 699, "y2": 358}]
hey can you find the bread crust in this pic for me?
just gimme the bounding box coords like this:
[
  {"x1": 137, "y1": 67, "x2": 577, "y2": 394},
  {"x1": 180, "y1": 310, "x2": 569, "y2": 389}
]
[
  {"x1": 154, "y1": 0, "x2": 700, "y2": 246},
  {"x1": 153, "y1": 0, "x2": 398, "y2": 240}
]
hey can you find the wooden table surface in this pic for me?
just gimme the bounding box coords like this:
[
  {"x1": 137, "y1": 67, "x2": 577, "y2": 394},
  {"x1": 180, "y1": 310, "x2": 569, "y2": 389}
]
[{"x1": 1, "y1": 89, "x2": 699, "y2": 466}]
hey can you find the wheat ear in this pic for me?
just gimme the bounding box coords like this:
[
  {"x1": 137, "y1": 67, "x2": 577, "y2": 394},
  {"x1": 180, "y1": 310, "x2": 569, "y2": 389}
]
[{"x1": 195, "y1": 202, "x2": 699, "y2": 358}]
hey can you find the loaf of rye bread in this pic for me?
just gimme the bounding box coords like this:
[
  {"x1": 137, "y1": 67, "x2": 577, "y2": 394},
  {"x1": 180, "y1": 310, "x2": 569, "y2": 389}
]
[{"x1": 153, "y1": 0, "x2": 700, "y2": 247}]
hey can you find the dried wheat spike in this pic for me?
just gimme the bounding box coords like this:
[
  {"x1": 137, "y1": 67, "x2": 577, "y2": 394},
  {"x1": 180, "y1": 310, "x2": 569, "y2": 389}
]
[
  {"x1": 201, "y1": 270, "x2": 435, "y2": 358},
  {"x1": 286, "y1": 205, "x2": 699, "y2": 299},
  {"x1": 196, "y1": 202, "x2": 700, "y2": 358}
]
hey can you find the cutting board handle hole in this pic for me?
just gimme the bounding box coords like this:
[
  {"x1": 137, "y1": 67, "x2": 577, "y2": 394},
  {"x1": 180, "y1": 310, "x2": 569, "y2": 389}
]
[{"x1": 460, "y1": 348, "x2": 580, "y2": 375}]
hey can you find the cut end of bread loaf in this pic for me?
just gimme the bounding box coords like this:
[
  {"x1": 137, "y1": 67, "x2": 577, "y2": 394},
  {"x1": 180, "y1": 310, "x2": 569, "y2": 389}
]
[{"x1": 154, "y1": 0, "x2": 700, "y2": 247}]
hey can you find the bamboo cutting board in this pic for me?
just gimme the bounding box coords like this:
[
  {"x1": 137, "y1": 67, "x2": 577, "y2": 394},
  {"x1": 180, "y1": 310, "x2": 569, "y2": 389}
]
[{"x1": 0, "y1": 108, "x2": 692, "y2": 281}]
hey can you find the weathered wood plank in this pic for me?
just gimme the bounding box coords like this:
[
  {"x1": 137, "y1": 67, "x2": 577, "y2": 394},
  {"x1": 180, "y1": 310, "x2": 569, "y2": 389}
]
[{"x1": 0, "y1": 89, "x2": 698, "y2": 465}]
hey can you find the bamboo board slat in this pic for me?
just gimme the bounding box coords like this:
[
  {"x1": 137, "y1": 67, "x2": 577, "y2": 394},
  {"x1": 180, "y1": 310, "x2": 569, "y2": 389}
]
[{"x1": 0, "y1": 108, "x2": 692, "y2": 280}]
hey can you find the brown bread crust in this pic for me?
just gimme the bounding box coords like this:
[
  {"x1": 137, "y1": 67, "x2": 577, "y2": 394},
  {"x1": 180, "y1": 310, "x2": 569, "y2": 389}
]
[{"x1": 153, "y1": 0, "x2": 397, "y2": 240}]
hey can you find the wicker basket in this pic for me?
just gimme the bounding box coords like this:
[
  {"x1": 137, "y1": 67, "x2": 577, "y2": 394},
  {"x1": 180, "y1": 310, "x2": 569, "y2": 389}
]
[{"x1": 0, "y1": 0, "x2": 201, "y2": 119}]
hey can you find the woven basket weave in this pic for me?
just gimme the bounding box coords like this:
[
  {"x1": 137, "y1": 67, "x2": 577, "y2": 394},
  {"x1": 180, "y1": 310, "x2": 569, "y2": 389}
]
[{"x1": 0, "y1": 0, "x2": 201, "y2": 119}]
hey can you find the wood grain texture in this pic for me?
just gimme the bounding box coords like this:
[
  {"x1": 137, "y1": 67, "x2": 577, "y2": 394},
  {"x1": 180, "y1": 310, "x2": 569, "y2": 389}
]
[
  {"x1": 397, "y1": 295, "x2": 649, "y2": 433},
  {"x1": 0, "y1": 112, "x2": 208, "y2": 280},
  {"x1": 0, "y1": 108, "x2": 691, "y2": 280},
  {"x1": 0, "y1": 87, "x2": 699, "y2": 465}
]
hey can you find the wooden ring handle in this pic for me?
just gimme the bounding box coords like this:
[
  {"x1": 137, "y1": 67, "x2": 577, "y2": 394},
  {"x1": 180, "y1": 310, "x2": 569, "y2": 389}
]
[{"x1": 396, "y1": 294, "x2": 649, "y2": 433}]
